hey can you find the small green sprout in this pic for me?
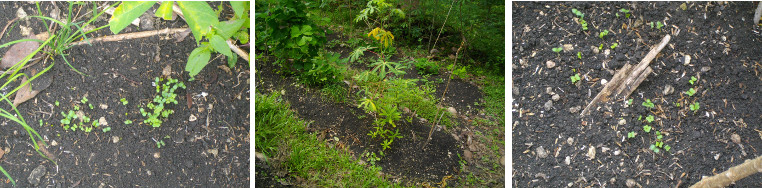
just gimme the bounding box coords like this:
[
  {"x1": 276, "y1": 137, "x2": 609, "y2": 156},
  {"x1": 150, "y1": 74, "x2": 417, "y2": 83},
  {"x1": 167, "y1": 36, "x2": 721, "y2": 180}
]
[
  {"x1": 571, "y1": 9, "x2": 584, "y2": 18},
  {"x1": 81, "y1": 96, "x2": 88, "y2": 104},
  {"x1": 121, "y1": 98, "x2": 128, "y2": 105},
  {"x1": 102, "y1": 127, "x2": 111, "y2": 132},
  {"x1": 655, "y1": 141, "x2": 663, "y2": 148},
  {"x1": 55, "y1": 100, "x2": 59, "y2": 106},
  {"x1": 74, "y1": 106, "x2": 79, "y2": 111},
  {"x1": 552, "y1": 46, "x2": 563, "y2": 53},
  {"x1": 89, "y1": 103, "x2": 94, "y2": 109},
  {"x1": 156, "y1": 140, "x2": 166, "y2": 148},
  {"x1": 689, "y1": 102, "x2": 700, "y2": 112},
  {"x1": 645, "y1": 115, "x2": 654, "y2": 123},
  {"x1": 619, "y1": 8, "x2": 631, "y2": 18},
  {"x1": 638, "y1": 115, "x2": 642, "y2": 121},
  {"x1": 656, "y1": 21, "x2": 664, "y2": 29},
  {"x1": 599, "y1": 29, "x2": 609, "y2": 39},
  {"x1": 642, "y1": 99, "x2": 655, "y2": 109},
  {"x1": 643, "y1": 125, "x2": 652, "y2": 133},
  {"x1": 599, "y1": 44, "x2": 603, "y2": 50},
  {"x1": 570, "y1": 73, "x2": 581, "y2": 84},
  {"x1": 615, "y1": 13, "x2": 619, "y2": 18},
  {"x1": 627, "y1": 99, "x2": 634, "y2": 106},
  {"x1": 689, "y1": 76, "x2": 697, "y2": 85},
  {"x1": 577, "y1": 51, "x2": 582, "y2": 59},
  {"x1": 664, "y1": 145, "x2": 671, "y2": 152},
  {"x1": 650, "y1": 144, "x2": 660, "y2": 153},
  {"x1": 124, "y1": 120, "x2": 133, "y2": 125},
  {"x1": 685, "y1": 88, "x2": 696, "y2": 96},
  {"x1": 628, "y1": 131, "x2": 636, "y2": 138},
  {"x1": 610, "y1": 43, "x2": 618, "y2": 49},
  {"x1": 61, "y1": 119, "x2": 70, "y2": 125}
]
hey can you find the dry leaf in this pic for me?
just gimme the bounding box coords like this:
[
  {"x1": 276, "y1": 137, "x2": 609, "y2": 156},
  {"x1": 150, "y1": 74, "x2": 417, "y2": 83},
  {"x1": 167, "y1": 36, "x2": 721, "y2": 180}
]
[
  {"x1": 162, "y1": 64, "x2": 172, "y2": 77},
  {"x1": 0, "y1": 147, "x2": 4, "y2": 160},
  {"x1": 174, "y1": 29, "x2": 191, "y2": 43},
  {"x1": 13, "y1": 76, "x2": 40, "y2": 107},
  {"x1": 1, "y1": 38, "x2": 39, "y2": 69}
]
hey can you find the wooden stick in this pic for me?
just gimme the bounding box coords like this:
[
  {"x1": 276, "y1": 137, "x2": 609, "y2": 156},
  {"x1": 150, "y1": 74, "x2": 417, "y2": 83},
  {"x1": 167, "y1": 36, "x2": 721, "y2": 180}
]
[
  {"x1": 70, "y1": 28, "x2": 189, "y2": 46},
  {"x1": 613, "y1": 35, "x2": 671, "y2": 96},
  {"x1": 618, "y1": 67, "x2": 652, "y2": 100},
  {"x1": 754, "y1": 2, "x2": 762, "y2": 26},
  {"x1": 690, "y1": 155, "x2": 762, "y2": 188},
  {"x1": 580, "y1": 64, "x2": 632, "y2": 116}
]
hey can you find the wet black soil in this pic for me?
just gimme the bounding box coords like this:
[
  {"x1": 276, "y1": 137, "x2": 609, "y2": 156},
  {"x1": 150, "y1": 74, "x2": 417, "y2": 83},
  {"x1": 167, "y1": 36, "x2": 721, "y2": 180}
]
[
  {"x1": 0, "y1": 2, "x2": 249, "y2": 187},
  {"x1": 513, "y1": 2, "x2": 762, "y2": 187}
]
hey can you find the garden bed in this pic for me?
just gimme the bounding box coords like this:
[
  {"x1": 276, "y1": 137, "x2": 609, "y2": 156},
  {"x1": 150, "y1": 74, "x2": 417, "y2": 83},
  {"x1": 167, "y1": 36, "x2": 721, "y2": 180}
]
[
  {"x1": 0, "y1": 2, "x2": 249, "y2": 187},
  {"x1": 513, "y1": 1, "x2": 762, "y2": 187}
]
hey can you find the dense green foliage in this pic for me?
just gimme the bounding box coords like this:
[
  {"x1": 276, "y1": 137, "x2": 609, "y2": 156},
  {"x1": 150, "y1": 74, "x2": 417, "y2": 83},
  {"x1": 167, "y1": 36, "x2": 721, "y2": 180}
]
[{"x1": 258, "y1": 0, "x2": 328, "y2": 72}]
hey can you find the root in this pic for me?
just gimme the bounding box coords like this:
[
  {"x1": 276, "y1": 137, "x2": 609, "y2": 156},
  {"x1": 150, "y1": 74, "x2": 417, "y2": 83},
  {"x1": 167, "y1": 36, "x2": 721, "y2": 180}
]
[{"x1": 70, "y1": 28, "x2": 189, "y2": 46}]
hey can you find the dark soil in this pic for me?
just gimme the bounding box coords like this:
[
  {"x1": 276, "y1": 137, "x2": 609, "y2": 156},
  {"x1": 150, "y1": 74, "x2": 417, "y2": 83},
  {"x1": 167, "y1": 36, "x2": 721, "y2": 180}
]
[
  {"x1": 513, "y1": 1, "x2": 762, "y2": 187},
  {"x1": 255, "y1": 27, "x2": 504, "y2": 186},
  {"x1": 0, "y1": 2, "x2": 250, "y2": 187}
]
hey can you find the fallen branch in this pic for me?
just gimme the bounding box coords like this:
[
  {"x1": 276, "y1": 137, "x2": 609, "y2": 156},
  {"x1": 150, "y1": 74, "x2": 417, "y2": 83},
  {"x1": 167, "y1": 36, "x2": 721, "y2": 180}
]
[
  {"x1": 755, "y1": 2, "x2": 762, "y2": 26},
  {"x1": 70, "y1": 28, "x2": 189, "y2": 46},
  {"x1": 690, "y1": 155, "x2": 762, "y2": 188},
  {"x1": 580, "y1": 35, "x2": 670, "y2": 116}
]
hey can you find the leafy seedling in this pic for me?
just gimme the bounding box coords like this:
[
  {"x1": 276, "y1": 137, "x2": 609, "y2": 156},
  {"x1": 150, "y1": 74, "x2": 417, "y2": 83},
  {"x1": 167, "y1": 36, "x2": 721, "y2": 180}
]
[
  {"x1": 643, "y1": 125, "x2": 652, "y2": 133},
  {"x1": 690, "y1": 102, "x2": 700, "y2": 112},
  {"x1": 628, "y1": 131, "x2": 636, "y2": 138},
  {"x1": 599, "y1": 44, "x2": 603, "y2": 50},
  {"x1": 120, "y1": 98, "x2": 128, "y2": 105},
  {"x1": 599, "y1": 29, "x2": 609, "y2": 39},
  {"x1": 577, "y1": 51, "x2": 582, "y2": 59},
  {"x1": 102, "y1": 127, "x2": 111, "y2": 132},
  {"x1": 645, "y1": 115, "x2": 654, "y2": 123},
  {"x1": 685, "y1": 88, "x2": 696, "y2": 97},
  {"x1": 571, "y1": 9, "x2": 588, "y2": 30},
  {"x1": 627, "y1": 99, "x2": 633, "y2": 106},
  {"x1": 81, "y1": 96, "x2": 88, "y2": 104},
  {"x1": 570, "y1": 73, "x2": 581, "y2": 84},
  {"x1": 656, "y1": 21, "x2": 664, "y2": 29},
  {"x1": 124, "y1": 120, "x2": 133, "y2": 124},
  {"x1": 650, "y1": 144, "x2": 660, "y2": 153},
  {"x1": 664, "y1": 145, "x2": 671, "y2": 152},
  {"x1": 610, "y1": 43, "x2": 618, "y2": 49},
  {"x1": 619, "y1": 8, "x2": 631, "y2": 18},
  {"x1": 571, "y1": 8, "x2": 585, "y2": 18},
  {"x1": 55, "y1": 100, "x2": 59, "y2": 106},
  {"x1": 642, "y1": 99, "x2": 655, "y2": 109},
  {"x1": 552, "y1": 46, "x2": 563, "y2": 53},
  {"x1": 689, "y1": 76, "x2": 697, "y2": 85}
]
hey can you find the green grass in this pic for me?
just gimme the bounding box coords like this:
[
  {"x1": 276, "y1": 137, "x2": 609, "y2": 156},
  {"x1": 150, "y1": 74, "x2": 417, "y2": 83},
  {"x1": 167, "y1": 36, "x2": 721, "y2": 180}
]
[{"x1": 255, "y1": 92, "x2": 401, "y2": 187}]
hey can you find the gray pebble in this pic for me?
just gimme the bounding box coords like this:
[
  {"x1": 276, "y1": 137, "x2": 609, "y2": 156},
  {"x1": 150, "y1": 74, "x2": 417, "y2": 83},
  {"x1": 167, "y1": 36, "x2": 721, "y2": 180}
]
[
  {"x1": 544, "y1": 100, "x2": 553, "y2": 111},
  {"x1": 536, "y1": 146, "x2": 548, "y2": 158}
]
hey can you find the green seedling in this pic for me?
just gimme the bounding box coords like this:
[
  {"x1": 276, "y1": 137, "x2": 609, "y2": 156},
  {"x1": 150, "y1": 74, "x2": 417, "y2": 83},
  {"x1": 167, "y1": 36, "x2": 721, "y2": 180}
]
[
  {"x1": 102, "y1": 127, "x2": 111, "y2": 132},
  {"x1": 628, "y1": 131, "x2": 636, "y2": 138},
  {"x1": 689, "y1": 76, "x2": 697, "y2": 85},
  {"x1": 664, "y1": 145, "x2": 671, "y2": 152},
  {"x1": 643, "y1": 125, "x2": 652, "y2": 133},
  {"x1": 689, "y1": 102, "x2": 700, "y2": 112},
  {"x1": 642, "y1": 99, "x2": 655, "y2": 109},
  {"x1": 571, "y1": 8, "x2": 584, "y2": 18},
  {"x1": 55, "y1": 100, "x2": 59, "y2": 106},
  {"x1": 685, "y1": 88, "x2": 696, "y2": 97},
  {"x1": 656, "y1": 21, "x2": 664, "y2": 29},
  {"x1": 571, "y1": 9, "x2": 588, "y2": 30},
  {"x1": 627, "y1": 99, "x2": 633, "y2": 106},
  {"x1": 121, "y1": 98, "x2": 128, "y2": 105},
  {"x1": 142, "y1": 77, "x2": 186, "y2": 127},
  {"x1": 81, "y1": 96, "x2": 88, "y2": 104},
  {"x1": 645, "y1": 115, "x2": 654, "y2": 123},
  {"x1": 89, "y1": 103, "x2": 94, "y2": 109},
  {"x1": 155, "y1": 139, "x2": 166, "y2": 148},
  {"x1": 599, "y1": 44, "x2": 603, "y2": 50},
  {"x1": 619, "y1": 8, "x2": 631, "y2": 18},
  {"x1": 577, "y1": 51, "x2": 582, "y2": 59},
  {"x1": 124, "y1": 120, "x2": 133, "y2": 125},
  {"x1": 570, "y1": 73, "x2": 581, "y2": 84},
  {"x1": 552, "y1": 46, "x2": 563, "y2": 53},
  {"x1": 599, "y1": 29, "x2": 609, "y2": 39},
  {"x1": 610, "y1": 43, "x2": 618, "y2": 49},
  {"x1": 638, "y1": 115, "x2": 642, "y2": 121},
  {"x1": 650, "y1": 144, "x2": 660, "y2": 153}
]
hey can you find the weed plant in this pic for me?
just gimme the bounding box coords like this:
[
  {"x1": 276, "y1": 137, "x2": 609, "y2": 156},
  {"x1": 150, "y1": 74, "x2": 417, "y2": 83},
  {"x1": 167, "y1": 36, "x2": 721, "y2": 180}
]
[{"x1": 140, "y1": 77, "x2": 186, "y2": 127}]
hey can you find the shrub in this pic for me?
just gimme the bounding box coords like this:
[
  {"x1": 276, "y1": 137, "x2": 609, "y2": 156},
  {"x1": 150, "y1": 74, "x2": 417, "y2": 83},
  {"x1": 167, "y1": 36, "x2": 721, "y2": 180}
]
[
  {"x1": 413, "y1": 58, "x2": 440, "y2": 75},
  {"x1": 301, "y1": 52, "x2": 347, "y2": 87}
]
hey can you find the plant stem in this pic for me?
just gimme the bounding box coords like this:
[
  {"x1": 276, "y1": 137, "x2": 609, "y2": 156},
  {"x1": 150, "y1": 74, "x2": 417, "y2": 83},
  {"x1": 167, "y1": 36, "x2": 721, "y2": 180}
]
[
  {"x1": 690, "y1": 155, "x2": 762, "y2": 188},
  {"x1": 70, "y1": 28, "x2": 189, "y2": 46}
]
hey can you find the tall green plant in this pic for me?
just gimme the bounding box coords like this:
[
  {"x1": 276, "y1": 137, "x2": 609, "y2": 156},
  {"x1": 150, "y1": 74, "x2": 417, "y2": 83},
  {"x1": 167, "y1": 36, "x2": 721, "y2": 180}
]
[
  {"x1": 109, "y1": 1, "x2": 250, "y2": 79},
  {"x1": 261, "y1": 0, "x2": 326, "y2": 73}
]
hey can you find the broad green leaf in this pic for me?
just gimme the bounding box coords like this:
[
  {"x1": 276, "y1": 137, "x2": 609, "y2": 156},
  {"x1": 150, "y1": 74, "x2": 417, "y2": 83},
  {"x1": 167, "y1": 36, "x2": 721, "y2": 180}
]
[
  {"x1": 177, "y1": 1, "x2": 218, "y2": 43},
  {"x1": 230, "y1": 1, "x2": 248, "y2": 19},
  {"x1": 214, "y1": 19, "x2": 245, "y2": 39},
  {"x1": 155, "y1": 1, "x2": 174, "y2": 20},
  {"x1": 301, "y1": 25, "x2": 313, "y2": 35},
  {"x1": 209, "y1": 35, "x2": 232, "y2": 57},
  {"x1": 290, "y1": 26, "x2": 301, "y2": 38},
  {"x1": 109, "y1": 1, "x2": 156, "y2": 34},
  {"x1": 185, "y1": 45, "x2": 212, "y2": 78},
  {"x1": 235, "y1": 31, "x2": 249, "y2": 44}
]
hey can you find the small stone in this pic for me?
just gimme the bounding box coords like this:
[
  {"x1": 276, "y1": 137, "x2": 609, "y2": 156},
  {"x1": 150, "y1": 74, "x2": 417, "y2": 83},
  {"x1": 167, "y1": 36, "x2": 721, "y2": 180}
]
[
  {"x1": 147, "y1": 170, "x2": 152, "y2": 176},
  {"x1": 618, "y1": 119, "x2": 627, "y2": 126},
  {"x1": 419, "y1": 118, "x2": 428, "y2": 123},
  {"x1": 535, "y1": 173, "x2": 547, "y2": 180},
  {"x1": 536, "y1": 146, "x2": 548, "y2": 158},
  {"x1": 162, "y1": 64, "x2": 172, "y2": 77},
  {"x1": 569, "y1": 106, "x2": 581, "y2": 114},
  {"x1": 207, "y1": 148, "x2": 218, "y2": 157},
  {"x1": 564, "y1": 156, "x2": 571, "y2": 165},
  {"x1": 112, "y1": 136, "x2": 120, "y2": 143},
  {"x1": 626, "y1": 179, "x2": 637, "y2": 188},
  {"x1": 701, "y1": 66, "x2": 711, "y2": 72},
  {"x1": 551, "y1": 94, "x2": 560, "y2": 101},
  {"x1": 447, "y1": 107, "x2": 457, "y2": 117},
  {"x1": 731, "y1": 134, "x2": 741, "y2": 144},
  {"x1": 99, "y1": 104, "x2": 108, "y2": 110},
  {"x1": 546, "y1": 87, "x2": 553, "y2": 94},
  {"x1": 602, "y1": 147, "x2": 610, "y2": 153},
  {"x1": 544, "y1": 100, "x2": 553, "y2": 111},
  {"x1": 614, "y1": 150, "x2": 621, "y2": 156},
  {"x1": 591, "y1": 46, "x2": 600, "y2": 54},
  {"x1": 16, "y1": 8, "x2": 27, "y2": 20},
  {"x1": 663, "y1": 85, "x2": 674, "y2": 95},
  {"x1": 563, "y1": 44, "x2": 574, "y2": 52},
  {"x1": 546, "y1": 60, "x2": 556, "y2": 69},
  {"x1": 610, "y1": 177, "x2": 616, "y2": 184},
  {"x1": 189, "y1": 114, "x2": 197, "y2": 122},
  {"x1": 680, "y1": 3, "x2": 687, "y2": 10},
  {"x1": 684, "y1": 55, "x2": 691, "y2": 65},
  {"x1": 714, "y1": 153, "x2": 721, "y2": 160},
  {"x1": 27, "y1": 165, "x2": 46, "y2": 186},
  {"x1": 566, "y1": 137, "x2": 574, "y2": 145},
  {"x1": 99, "y1": 117, "x2": 108, "y2": 126},
  {"x1": 587, "y1": 146, "x2": 596, "y2": 160},
  {"x1": 20, "y1": 25, "x2": 32, "y2": 36},
  {"x1": 601, "y1": 79, "x2": 608, "y2": 85},
  {"x1": 604, "y1": 49, "x2": 611, "y2": 57},
  {"x1": 153, "y1": 152, "x2": 161, "y2": 159}
]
